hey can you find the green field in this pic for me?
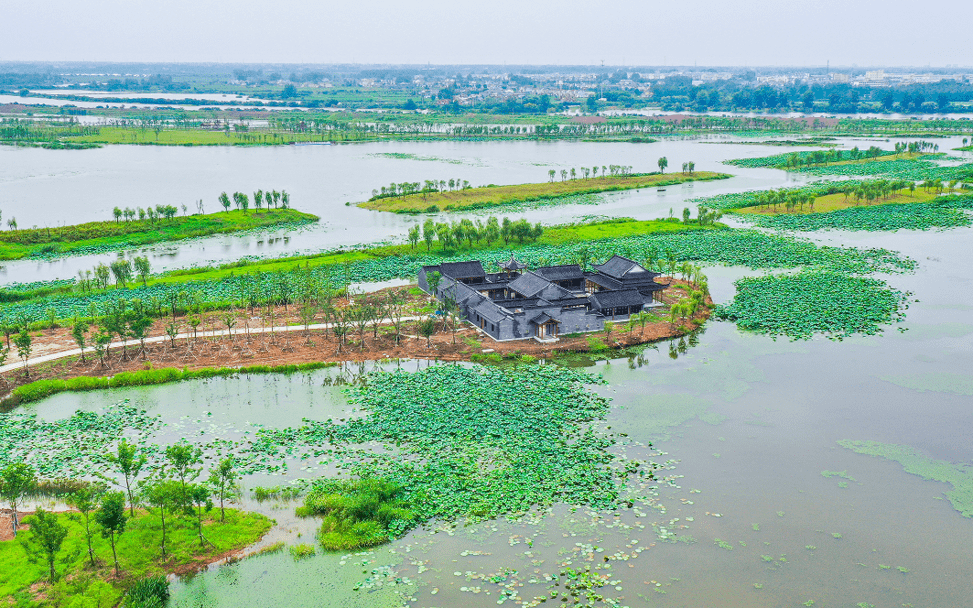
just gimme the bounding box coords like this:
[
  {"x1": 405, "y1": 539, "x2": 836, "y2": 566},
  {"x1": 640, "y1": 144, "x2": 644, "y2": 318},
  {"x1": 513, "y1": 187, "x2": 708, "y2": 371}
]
[
  {"x1": 0, "y1": 209, "x2": 318, "y2": 261},
  {"x1": 0, "y1": 508, "x2": 271, "y2": 606},
  {"x1": 358, "y1": 172, "x2": 730, "y2": 213}
]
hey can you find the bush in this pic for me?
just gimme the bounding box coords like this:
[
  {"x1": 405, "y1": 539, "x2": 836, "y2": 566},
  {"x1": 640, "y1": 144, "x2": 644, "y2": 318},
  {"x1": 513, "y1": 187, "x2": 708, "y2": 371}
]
[{"x1": 298, "y1": 477, "x2": 415, "y2": 551}]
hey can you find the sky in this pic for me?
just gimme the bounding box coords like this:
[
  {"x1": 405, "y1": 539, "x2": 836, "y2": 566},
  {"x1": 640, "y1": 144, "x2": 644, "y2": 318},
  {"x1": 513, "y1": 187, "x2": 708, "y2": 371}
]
[{"x1": 2, "y1": 0, "x2": 970, "y2": 67}]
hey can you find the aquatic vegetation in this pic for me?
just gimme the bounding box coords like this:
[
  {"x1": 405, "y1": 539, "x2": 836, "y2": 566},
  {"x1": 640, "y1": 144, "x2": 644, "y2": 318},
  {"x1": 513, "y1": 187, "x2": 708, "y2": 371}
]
[
  {"x1": 881, "y1": 372, "x2": 973, "y2": 396},
  {"x1": 288, "y1": 543, "x2": 316, "y2": 560},
  {"x1": 838, "y1": 440, "x2": 973, "y2": 517},
  {"x1": 821, "y1": 470, "x2": 856, "y2": 481},
  {"x1": 715, "y1": 272, "x2": 909, "y2": 340},
  {"x1": 297, "y1": 477, "x2": 415, "y2": 550},
  {"x1": 0, "y1": 209, "x2": 318, "y2": 261},
  {"x1": 739, "y1": 196, "x2": 973, "y2": 232},
  {"x1": 253, "y1": 365, "x2": 636, "y2": 525},
  {"x1": 714, "y1": 538, "x2": 733, "y2": 550}
]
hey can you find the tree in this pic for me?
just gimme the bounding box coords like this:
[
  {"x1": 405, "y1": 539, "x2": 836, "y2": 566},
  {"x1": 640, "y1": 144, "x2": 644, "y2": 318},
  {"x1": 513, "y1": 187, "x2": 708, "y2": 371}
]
[
  {"x1": 142, "y1": 480, "x2": 181, "y2": 558},
  {"x1": 548, "y1": 169, "x2": 555, "y2": 182},
  {"x1": 109, "y1": 259, "x2": 132, "y2": 289},
  {"x1": 95, "y1": 491, "x2": 127, "y2": 576},
  {"x1": 165, "y1": 442, "x2": 203, "y2": 497},
  {"x1": 66, "y1": 485, "x2": 103, "y2": 567},
  {"x1": 110, "y1": 440, "x2": 147, "y2": 516},
  {"x1": 113, "y1": 207, "x2": 123, "y2": 223},
  {"x1": 19, "y1": 508, "x2": 67, "y2": 582},
  {"x1": 422, "y1": 218, "x2": 436, "y2": 252},
  {"x1": 407, "y1": 225, "x2": 420, "y2": 250},
  {"x1": 14, "y1": 327, "x2": 31, "y2": 377},
  {"x1": 93, "y1": 329, "x2": 111, "y2": 369},
  {"x1": 657, "y1": 157, "x2": 668, "y2": 173},
  {"x1": 185, "y1": 484, "x2": 213, "y2": 548},
  {"x1": 281, "y1": 191, "x2": 290, "y2": 209},
  {"x1": 129, "y1": 315, "x2": 153, "y2": 359},
  {"x1": 253, "y1": 189, "x2": 263, "y2": 213},
  {"x1": 133, "y1": 256, "x2": 150, "y2": 287},
  {"x1": 418, "y1": 317, "x2": 437, "y2": 347},
  {"x1": 219, "y1": 192, "x2": 231, "y2": 213},
  {"x1": 1, "y1": 463, "x2": 36, "y2": 537},
  {"x1": 72, "y1": 320, "x2": 89, "y2": 363},
  {"x1": 208, "y1": 457, "x2": 240, "y2": 523}
]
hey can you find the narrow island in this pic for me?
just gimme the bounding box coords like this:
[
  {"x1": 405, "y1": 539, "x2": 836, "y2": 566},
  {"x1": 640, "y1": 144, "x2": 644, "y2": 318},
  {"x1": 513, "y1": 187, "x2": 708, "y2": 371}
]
[
  {"x1": 0, "y1": 197, "x2": 317, "y2": 261},
  {"x1": 358, "y1": 166, "x2": 730, "y2": 213}
]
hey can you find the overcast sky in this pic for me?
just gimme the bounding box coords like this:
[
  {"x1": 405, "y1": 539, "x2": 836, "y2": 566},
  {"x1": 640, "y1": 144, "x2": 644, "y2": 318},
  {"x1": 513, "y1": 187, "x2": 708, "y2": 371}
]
[{"x1": 2, "y1": 0, "x2": 970, "y2": 67}]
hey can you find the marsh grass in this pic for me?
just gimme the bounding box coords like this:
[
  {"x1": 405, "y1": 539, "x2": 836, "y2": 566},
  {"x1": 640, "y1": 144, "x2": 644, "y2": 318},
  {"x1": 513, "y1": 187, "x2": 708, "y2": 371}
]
[
  {"x1": 297, "y1": 478, "x2": 415, "y2": 551},
  {"x1": 359, "y1": 172, "x2": 730, "y2": 213},
  {"x1": 0, "y1": 209, "x2": 318, "y2": 261}
]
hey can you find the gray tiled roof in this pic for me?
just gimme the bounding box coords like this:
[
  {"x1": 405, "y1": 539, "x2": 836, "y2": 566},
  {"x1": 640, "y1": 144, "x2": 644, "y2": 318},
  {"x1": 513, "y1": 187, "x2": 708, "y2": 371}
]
[
  {"x1": 593, "y1": 254, "x2": 646, "y2": 279},
  {"x1": 507, "y1": 270, "x2": 552, "y2": 298},
  {"x1": 537, "y1": 283, "x2": 576, "y2": 302},
  {"x1": 585, "y1": 273, "x2": 622, "y2": 290},
  {"x1": 535, "y1": 264, "x2": 584, "y2": 282},
  {"x1": 473, "y1": 300, "x2": 508, "y2": 324},
  {"x1": 588, "y1": 289, "x2": 646, "y2": 310},
  {"x1": 439, "y1": 260, "x2": 486, "y2": 279}
]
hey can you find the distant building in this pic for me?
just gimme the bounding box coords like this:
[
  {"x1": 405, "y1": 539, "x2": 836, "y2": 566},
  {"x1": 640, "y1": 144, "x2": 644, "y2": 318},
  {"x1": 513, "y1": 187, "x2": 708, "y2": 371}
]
[{"x1": 418, "y1": 255, "x2": 666, "y2": 342}]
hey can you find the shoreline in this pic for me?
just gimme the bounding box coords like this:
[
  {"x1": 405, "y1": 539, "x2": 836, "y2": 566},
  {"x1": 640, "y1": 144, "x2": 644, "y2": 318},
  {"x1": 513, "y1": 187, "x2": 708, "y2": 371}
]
[{"x1": 0, "y1": 281, "x2": 711, "y2": 405}]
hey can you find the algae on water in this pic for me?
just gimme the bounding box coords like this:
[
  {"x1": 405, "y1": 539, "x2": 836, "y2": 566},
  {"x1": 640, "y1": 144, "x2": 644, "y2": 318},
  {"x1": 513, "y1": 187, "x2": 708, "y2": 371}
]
[
  {"x1": 838, "y1": 440, "x2": 973, "y2": 518},
  {"x1": 880, "y1": 372, "x2": 973, "y2": 396}
]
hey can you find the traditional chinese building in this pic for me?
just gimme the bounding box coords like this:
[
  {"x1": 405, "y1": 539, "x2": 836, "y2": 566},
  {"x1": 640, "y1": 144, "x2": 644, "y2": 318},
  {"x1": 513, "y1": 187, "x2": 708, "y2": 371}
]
[{"x1": 418, "y1": 254, "x2": 665, "y2": 342}]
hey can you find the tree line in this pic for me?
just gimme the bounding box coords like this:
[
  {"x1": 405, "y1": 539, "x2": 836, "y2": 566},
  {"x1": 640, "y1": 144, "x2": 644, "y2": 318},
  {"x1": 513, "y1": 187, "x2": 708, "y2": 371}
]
[
  {"x1": 406, "y1": 216, "x2": 543, "y2": 252},
  {"x1": 218, "y1": 189, "x2": 290, "y2": 213},
  {"x1": 370, "y1": 179, "x2": 471, "y2": 200}
]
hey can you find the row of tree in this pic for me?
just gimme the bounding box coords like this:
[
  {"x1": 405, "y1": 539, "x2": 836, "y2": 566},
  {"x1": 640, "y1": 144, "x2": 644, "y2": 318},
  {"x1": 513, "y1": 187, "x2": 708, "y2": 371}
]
[
  {"x1": 111, "y1": 205, "x2": 182, "y2": 223},
  {"x1": 218, "y1": 189, "x2": 290, "y2": 213},
  {"x1": 76, "y1": 255, "x2": 151, "y2": 292},
  {"x1": 370, "y1": 179, "x2": 472, "y2": 200},
  {"x1": 546, "y1": 164, "x2": 636, "y2": 182},
  {"x1": 407, "y1": 216, "x2": 543, "y2": 251},
  {"x1": 0, "y1": 440, "x2": 239, "y2": 581}
]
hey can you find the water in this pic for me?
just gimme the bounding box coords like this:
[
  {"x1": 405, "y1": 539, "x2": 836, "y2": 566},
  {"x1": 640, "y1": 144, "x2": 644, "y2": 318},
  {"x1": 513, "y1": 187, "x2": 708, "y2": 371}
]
[
  {"x1": 0, "y1": 136, "x2": 838, "y2": 284},
  {"x1": 7, "y1": 137, "x2": 973, "y2": 606}
]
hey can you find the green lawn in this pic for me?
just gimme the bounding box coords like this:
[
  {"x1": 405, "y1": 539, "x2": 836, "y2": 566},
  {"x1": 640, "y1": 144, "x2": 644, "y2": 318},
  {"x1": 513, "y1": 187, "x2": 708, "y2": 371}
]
[
  {"x1": 0, "y1": 508, "x2": 271, "y2": 607},
  {"x1": 358, "y1": 172, "x2": 730, "y2": 213},
  {"x1": 0, "y1": 209, "x2": 318, "y2": 261},
  {"x1": 143, "y1": 218, "x2": 714, "y2": 288}
]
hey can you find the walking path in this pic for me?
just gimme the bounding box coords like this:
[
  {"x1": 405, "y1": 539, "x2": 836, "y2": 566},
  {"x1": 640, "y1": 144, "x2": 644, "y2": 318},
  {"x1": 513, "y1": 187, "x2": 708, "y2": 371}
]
[{"x1": 0, "y1": 317, "x2": 424, "y2": 375}]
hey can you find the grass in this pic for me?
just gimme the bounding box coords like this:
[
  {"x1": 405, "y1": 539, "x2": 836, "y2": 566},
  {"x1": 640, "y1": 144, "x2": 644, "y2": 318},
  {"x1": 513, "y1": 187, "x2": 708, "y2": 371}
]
[
  {"x1": 0, "y1": 508, "x2": 271, "y2": 606},
  {"x1": 735, "y1": 188, "x2": 950, "y2": 215},
  {"x1": 9, "y1": 361, "x2": 339, "y2": 405},
  {"x1": 0, "y1": 209, "x2": 318, "y2": 261},
  {"x1": 358, "y1": 172, "x2": 730, "y2": 213},
  {"x1": 296, "y1": 478, "x2": 415, "y2": 551},
  {"x1": 65, "y1": 126, "x2": 342, "y2": 146},
  {"x1": 137, "y1": 218, "x2": 712, "y2": 287}
]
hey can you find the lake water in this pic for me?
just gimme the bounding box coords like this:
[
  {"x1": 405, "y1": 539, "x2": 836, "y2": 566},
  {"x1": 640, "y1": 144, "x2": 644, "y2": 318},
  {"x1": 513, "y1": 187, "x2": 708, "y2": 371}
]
[
  {"x1": 6, "y1": 135, "x2": 973, "y2": 606},
  {"x1": 16, "y1": 216, "x2": 973, "y2": 607},
  {"x1": 0, "y1": 135, "x2": 927, "y2": 285}
]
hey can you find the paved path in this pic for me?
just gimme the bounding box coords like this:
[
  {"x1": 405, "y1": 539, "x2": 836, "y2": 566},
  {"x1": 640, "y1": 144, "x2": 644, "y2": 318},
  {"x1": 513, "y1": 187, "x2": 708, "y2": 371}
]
[{"x1": 0, "y1": 316, "x2": 424, "y2": 375}]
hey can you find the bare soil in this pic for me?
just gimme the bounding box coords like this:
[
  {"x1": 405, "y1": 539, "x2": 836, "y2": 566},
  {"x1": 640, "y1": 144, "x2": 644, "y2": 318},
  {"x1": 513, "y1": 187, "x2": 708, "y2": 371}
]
[{"x1": 1, "y1": 282, "x2": 710, "y2": 399}]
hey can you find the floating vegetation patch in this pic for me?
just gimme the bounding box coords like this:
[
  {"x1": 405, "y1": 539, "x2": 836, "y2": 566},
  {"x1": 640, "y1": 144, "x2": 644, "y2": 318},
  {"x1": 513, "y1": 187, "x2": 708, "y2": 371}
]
[
  {"x1": 0, "y1": 402, "x2": 162, "y2": 477},
  {"x1": 368, "y1": 152, "x2": 465, "y2": 164},
  {"x1": 740, "y1": 197, "x2": 973, "y2": 232},
  {"x1": 614, "y1": 393, "x2": 717, "y2": 441},
  {"x1": 838, "y1": 440, "x2": 973, "y2": 518},
  {"x1": 255, "y1": 365, "x2": 639, "y2": 523},
  {"x1": 880, "y1": 372, "x2": 973, "y2": 396},
  {"x1": 714, "y1": 272, "x2": 910, "y2": 340}
]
